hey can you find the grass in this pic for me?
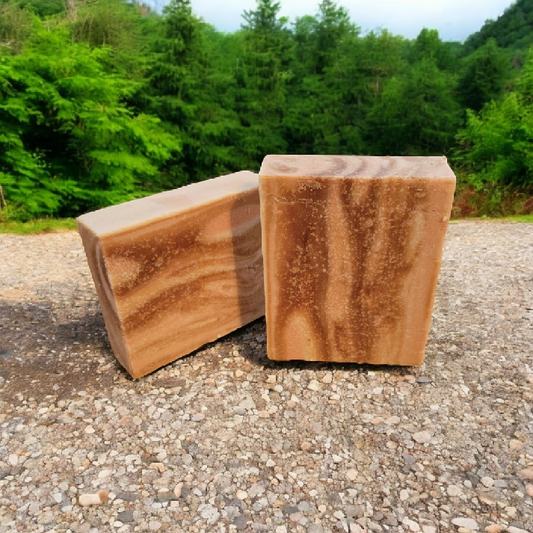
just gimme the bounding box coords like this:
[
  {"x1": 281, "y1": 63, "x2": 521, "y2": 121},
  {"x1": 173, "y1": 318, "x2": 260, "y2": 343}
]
[
  {"x1": 499, "y1": 214, "x2": 533, "y2": 223},
  {"x1": 0, "y1": 218, "x2": 78, "y2": 234},
  {"x1": 451, "y1": 214, "x2": 533, "y2": 223}
]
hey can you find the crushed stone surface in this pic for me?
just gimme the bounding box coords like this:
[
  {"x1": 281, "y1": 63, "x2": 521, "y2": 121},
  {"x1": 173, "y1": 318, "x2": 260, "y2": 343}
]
[{"x1": 0, "y1": 221, "x2": 532, "y2": 533}]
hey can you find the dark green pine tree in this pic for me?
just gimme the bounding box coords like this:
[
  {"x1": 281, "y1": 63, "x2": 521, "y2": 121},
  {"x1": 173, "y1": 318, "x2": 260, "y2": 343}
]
[
  {"x1": 284, "y1": 0, "x2": 360, "y2": 154},
  {"x1": 332, "y1": 29, "x2": 407, "y2": 155},
  {"x1": 234, "y1": 0, "x2": 291, "y2": 168},
  {"x1": 367, "y1": 55, "x2": 461, "y2": 155},
  {"x1": 409, "y1": 28, "x2": 455, "y2": 71},
  {"x1": 145, "y1": 0, "x2": 240, "y2": 185},
  {"x1": 458, "y1": 38, "x2": 510, "y2": 112}
]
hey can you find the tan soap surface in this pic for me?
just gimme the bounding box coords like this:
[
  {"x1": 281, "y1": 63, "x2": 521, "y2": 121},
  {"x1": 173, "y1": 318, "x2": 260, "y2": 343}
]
[
  {"x1": 259, "y1": 155, "x2": 456, "y2": 366},
  {"x1": 77, "y1": 171, "x2": 264, "y2": 378}
]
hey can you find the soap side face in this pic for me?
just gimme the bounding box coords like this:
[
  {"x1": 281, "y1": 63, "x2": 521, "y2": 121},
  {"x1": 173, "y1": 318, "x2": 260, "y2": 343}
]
[
  {"x1": 260, "y1": 157, "x2": 455, "y2": 365},
  {"x1": 78, "y1": 220, "x2": 131, "y2": 373},
  {"x1": 78, "y1": 173, "x2": 264, "y2": 378}
]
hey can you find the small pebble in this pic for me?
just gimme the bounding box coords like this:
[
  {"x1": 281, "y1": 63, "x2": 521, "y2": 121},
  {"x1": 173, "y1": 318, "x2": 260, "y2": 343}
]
[
  {"x1": 79, "y1": 492, "x2": 107, "y2": 507},
  {"x1": 484, "y1": 525, "x2": 504, "y2": 533},
  {"x1": 452, "y1": 517, "x2": 478, "y2": 530},
  {"x1": 480, "y1": 476, "x2": 494, "y2": 487},
  {"x1": 117, "y1": 510, "x2": 134, "y2": 523},
  {"x1": 412, "y1": 431, "x2": 432, "y2": 444},
  {"x1": 402, "y1": 517, "x2": 421, "y2": 532},
  {"x1": 174, "y1": 482, "x2": 184, "y2": 499},
  {"x1": 307, "y1": 380, "x2": 321, "y2": 391},
  {"x1": 517, "y1": 467, "x2": 533, "y2": 480},
  {"x1": 346, "y1": 469, "x2": 358, "y2": 481},
  {"x1": 447, "y1": 485, "x2": 462, "y2": 497},
  {"x1": 321, "y1": 372, "x2": 333, "y2": 384}
]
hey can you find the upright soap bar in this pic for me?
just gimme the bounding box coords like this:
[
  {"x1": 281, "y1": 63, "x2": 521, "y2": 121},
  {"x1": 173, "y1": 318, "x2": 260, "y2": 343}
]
[
  {"x1": 259, "y1": 155, "x2": 456, "y2": 366},
  {"x1": 77, "y1": 171, "x2": 264, "y2": 378}
]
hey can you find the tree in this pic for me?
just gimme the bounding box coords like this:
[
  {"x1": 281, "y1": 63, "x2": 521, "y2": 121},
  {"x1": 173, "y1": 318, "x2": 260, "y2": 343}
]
[
  {"x1": 410, "y1": 28, "x2": 455, "y2": 71},
  {"x1": 463, "y1": 0, "x2": 533, "y2": 55},
  {"x1": 145, "y1": 0, "x2": 241, "y2": 184},
  {"x1": 283, "y1": 1, "x2": 361, "y2": 154},
  {"x1": 68, "y1": 0, "x2": 157, "y2": 80},
  {"x1": 242, "y1": 0, "x2": 285, "y2": 32},
  {"x1": 458, "y1": 38, "x2": 510, "y2": 112},
  {"x1": 313, "y1": 0, "x2": 354, "y2": 75},
  {"x1": 354, "y1": 30, "x2": 407, "y2": 99},
  {"x1": 0, "y1": 29, "x2": 175, "y2": 218},
  {"x1": 367, "y1": 59, "x2": 461, "y2": 155},
  {"x1": 332, "y1": 29, "x2": 407, "y2": 155},
  {"x1": 456, "y1": 48, "x2": 533, "y2": 190},
  {"x1": 233, "y1": 0, "x2": 291, "y2": 166}
]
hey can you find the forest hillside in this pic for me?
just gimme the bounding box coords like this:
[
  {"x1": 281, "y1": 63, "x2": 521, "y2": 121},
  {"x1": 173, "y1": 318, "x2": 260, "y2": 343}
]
[{"x1": 1, "y1": 0, "x2": 532, "y2": 220}]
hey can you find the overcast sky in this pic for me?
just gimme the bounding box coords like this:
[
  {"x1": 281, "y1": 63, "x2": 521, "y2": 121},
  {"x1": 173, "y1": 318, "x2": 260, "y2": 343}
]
[{"x1": 170, "y1": 0, "x2": 515, "y2": 42}]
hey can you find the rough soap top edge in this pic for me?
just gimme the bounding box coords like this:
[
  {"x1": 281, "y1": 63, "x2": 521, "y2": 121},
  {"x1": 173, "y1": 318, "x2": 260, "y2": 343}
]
[
  {"x1": 76, "y1": 171, "x2": 258, "y2": 237},
  {"x1": 259, "y1": 155, "x2": 456, "y2": 180}
]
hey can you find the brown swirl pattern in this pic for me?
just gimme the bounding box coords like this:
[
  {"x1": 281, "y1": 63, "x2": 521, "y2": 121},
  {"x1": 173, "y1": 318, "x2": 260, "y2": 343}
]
[
  {"x1": 78, "y1": 175, "x2": 264, "y2": 378},
  {"x1": 260, "y1": 155, "x2": 456, "y2": 365}
]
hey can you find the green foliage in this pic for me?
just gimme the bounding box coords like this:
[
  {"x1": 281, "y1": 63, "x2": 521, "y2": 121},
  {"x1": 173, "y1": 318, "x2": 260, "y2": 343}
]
[
  {"x1": 458, "y1": 39, "x2": 510, "y2": 111},
  {"x1": 455, "y1": 48, "x2": 533, "y2": 195},
  {"x1": 0, "y1": 51, "x2": 63, "y2": 219},
  {"x1": 17, "y1": 0, "x2": 65, "y2": 18},
  {"x1": 145, "y1": 0, "x2": 240, "y2": 182},
  {"x1": 410, "y1": 28, "x2": 456, "y2": 71},
  {"x1": 242, "y1": 0, "x2": 286, "y2": 32},
  {"x1": 1, "y1": 0, "x2": 533, "y2": 221},
  {"x1": 463, "y1": 0, "x2": 533, "y2": 56},
  {"x1": 368, "y1": 58, "x2": 461, "y2": 155},
  {"x1": 456, "y1": 93, "x2": 532, "y2": 188},
  {"x1": 71, "y1": 0, "x2": 142, "y2": 49},
  {"x1": 0, "y1": 2, "x2": 36, "y2": 54},
  {"x1": 233, "y1": 0, "x2": 291, "y2": 166},
  {"x1": 0, "y1": 26, "x2": 176, "y2": 219},
  {"x1": 283, "y1": 1, "x2": 362, "y2": 155}
]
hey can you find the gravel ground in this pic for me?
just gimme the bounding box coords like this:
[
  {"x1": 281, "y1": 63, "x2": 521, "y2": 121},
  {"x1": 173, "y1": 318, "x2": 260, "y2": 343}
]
[{"x1": 0, "y1": 221, "x2": 532, "y2": 533}]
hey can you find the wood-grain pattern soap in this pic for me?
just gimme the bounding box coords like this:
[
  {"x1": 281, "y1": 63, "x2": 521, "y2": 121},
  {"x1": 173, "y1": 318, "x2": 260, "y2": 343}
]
[
  {"x1": 77, "y1": 171, "x2": 264, "y2": 378},
  {"x1": 259, "y1": 155, "x2": 456, "y2": 366}
]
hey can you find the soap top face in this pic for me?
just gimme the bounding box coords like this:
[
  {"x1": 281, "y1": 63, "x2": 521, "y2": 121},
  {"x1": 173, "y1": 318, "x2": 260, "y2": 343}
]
[
  {"x1": 260, "y1": 155, "x2": 456, "y2": 181},
  {"x1": 77, "y1": 170, "x2": 258, "y2": 237}
]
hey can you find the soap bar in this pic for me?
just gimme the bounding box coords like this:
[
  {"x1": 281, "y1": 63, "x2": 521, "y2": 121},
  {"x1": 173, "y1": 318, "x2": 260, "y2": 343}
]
[
  {"x1": 259, "y1": 155, "x2": 456, "y2": 366},
  {"x1": 77, "y1": 171, "x2": 264, "y2": 378}
]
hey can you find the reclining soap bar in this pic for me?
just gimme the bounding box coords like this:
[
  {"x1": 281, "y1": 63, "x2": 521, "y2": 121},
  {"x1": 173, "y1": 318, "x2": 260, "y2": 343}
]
[
  {"x1": 259, "y1": 155, "x2": 456, "y2": 366},
  {"x1": 78, "y1": 171, "x2": 264, "y2": 378}
]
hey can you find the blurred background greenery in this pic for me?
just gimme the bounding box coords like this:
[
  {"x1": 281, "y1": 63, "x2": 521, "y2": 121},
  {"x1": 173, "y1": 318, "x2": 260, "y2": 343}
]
[{"x1": 1, "y1": 0, "x2": 533, "y2": 223}]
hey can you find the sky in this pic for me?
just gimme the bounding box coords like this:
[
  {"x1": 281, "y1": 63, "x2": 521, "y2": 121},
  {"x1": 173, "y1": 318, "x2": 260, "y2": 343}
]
[{"x1": 161, "y1": 0, "x2": 516, "y2": 42}]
